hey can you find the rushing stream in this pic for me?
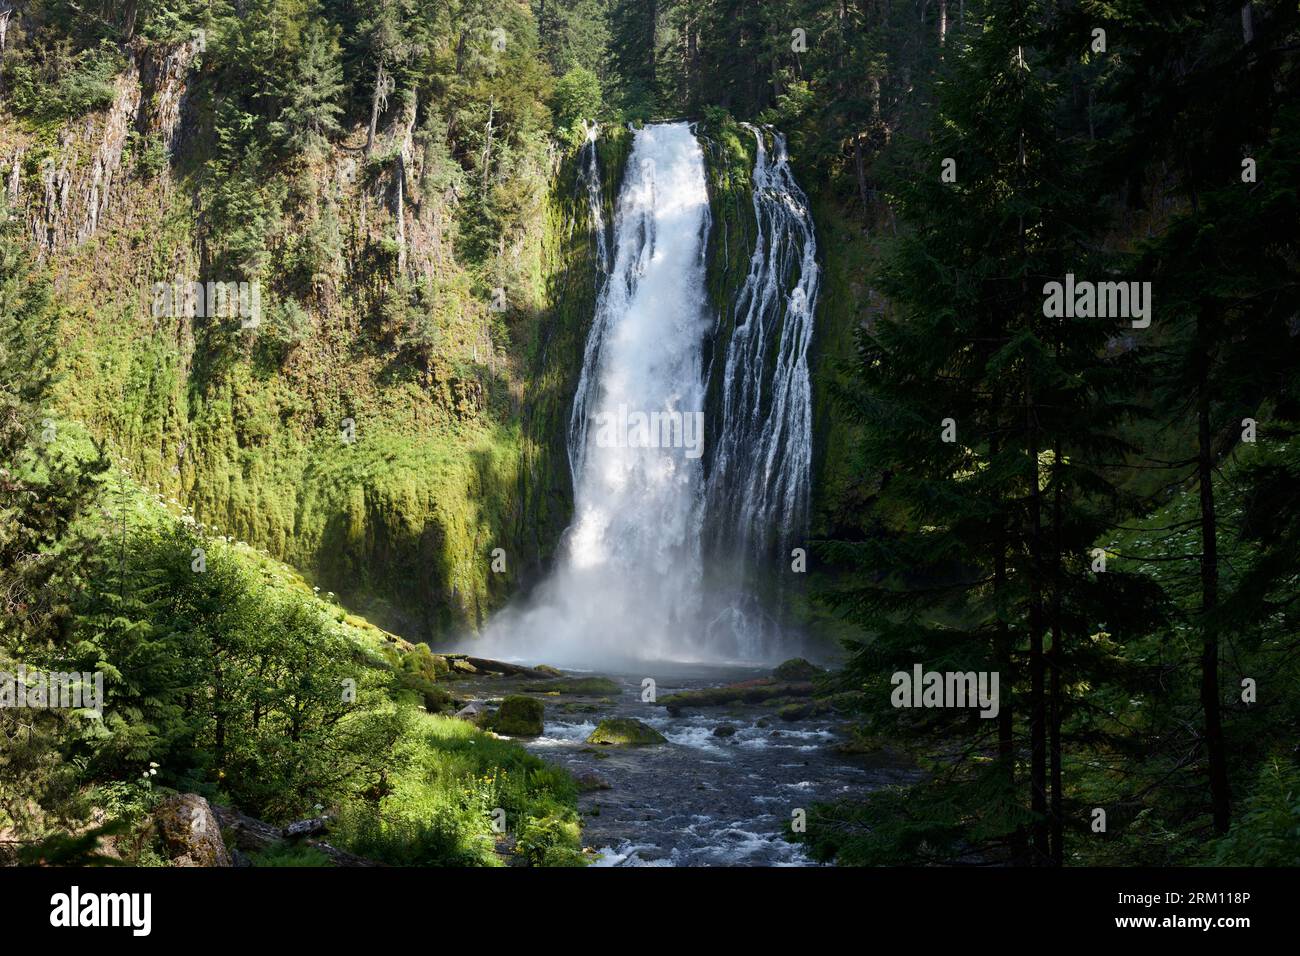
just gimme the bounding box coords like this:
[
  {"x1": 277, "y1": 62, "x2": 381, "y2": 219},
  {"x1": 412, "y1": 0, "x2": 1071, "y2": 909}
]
[
  {"x1": 465, "y1": 122, "x2": 853, "y2": 864},
  {"x1": 455, "y1": 666, "x2": 914, "y2": 867}
]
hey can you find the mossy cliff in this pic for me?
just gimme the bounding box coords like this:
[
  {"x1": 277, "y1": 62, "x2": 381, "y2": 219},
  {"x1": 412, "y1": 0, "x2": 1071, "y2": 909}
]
[{"x1": 2, "y1": 38, "x2": 629, "y2": 644}]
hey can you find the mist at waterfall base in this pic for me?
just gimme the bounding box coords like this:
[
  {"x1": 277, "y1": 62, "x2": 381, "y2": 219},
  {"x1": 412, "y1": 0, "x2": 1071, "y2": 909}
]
[{"x1": 466, "y1": 121, "x2": 820, "y2": 670}]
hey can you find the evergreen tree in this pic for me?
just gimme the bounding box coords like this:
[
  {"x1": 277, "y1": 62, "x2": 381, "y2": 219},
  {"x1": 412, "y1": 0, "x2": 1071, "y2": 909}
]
[
  {"x1": 1102, "y1": 0, "x2": 1300, "y2": 834},
  {"x1": 0, "y1": 202, "x2": 106, "y2": 835},
  {"x1": 271, "y1": 16, "x2": 347, "y2": 158},
  {"x1": 820, "y1": 0, "x2": 1156, "y2": 864}
]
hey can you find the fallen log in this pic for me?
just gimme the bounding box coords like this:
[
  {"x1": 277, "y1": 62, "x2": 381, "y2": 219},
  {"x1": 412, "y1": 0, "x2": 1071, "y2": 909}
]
[{"x1": 281, "y1": 815, "x2": 330, "y2": 839}]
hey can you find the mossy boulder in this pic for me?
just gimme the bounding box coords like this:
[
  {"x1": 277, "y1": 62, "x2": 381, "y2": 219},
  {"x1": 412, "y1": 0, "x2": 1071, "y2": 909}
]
[
  {"x1": 586, "y1": 717, "x2": 666, "y2": 746},
  {"x1": 777, "y1": 702, "x2": 813, "y2": 721},
  {"x1": 522, "y1": 676, "x2": 620, "y2": 695},
  {"x1": 773, "y1": 658, "x2": 822, "y2": 682},
  {"x1": 154, "y1": 794, "x2": 231, "y2": 866},
  {"x1": 494, "y1": 696, "x2": 545, "y2": 736}
]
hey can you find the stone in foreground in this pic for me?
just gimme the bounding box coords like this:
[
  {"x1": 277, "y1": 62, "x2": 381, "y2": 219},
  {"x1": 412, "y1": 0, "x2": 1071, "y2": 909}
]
[
  {"x1": 154, "y1": 793, "x2": 231, "y2": 866},
  {"x1": 494, "y1": 695, "x2": 545, "y2": 736},
  {"x1": 586, "y1": 717, "x2": 667, "y2": 746}
]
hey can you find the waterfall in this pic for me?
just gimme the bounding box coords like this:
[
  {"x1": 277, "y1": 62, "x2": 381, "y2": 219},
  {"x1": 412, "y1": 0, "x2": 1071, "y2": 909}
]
[
  {"x1": 701, "y1": 124, "x2": 820, "y2": 659},
  {"x1": 476, "y1": 121, "x2": 817, "y2": 667}
]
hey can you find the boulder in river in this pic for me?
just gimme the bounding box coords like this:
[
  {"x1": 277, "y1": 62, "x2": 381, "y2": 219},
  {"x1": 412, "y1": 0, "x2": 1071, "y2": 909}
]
[
  {"x1": 773, "y1": 657, "x2": 823, "y2": 682},
  {"x1": 586, "y1": 717, "x2": 667, "y2": 746},
  {"x1": 494, "y1": 695, "x2": 545, "y2": 736},
  {"x1": 574, "y1": 771, "x2": 612, "y2": 791},
  {"x1": 712, "y1": 723, "x2": 738, "y2": 737}
]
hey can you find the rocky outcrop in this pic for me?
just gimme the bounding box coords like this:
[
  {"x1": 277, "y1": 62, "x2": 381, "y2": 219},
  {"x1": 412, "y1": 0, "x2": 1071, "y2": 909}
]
[
  {"x1": 10, "y1": 39, "x2": 199, "y2": 259},
  {"x1": 153, "y1": 793, "x2": 231, "y2": 867},
  {"x1": 586, "y1": 717, "x2": 667, "y2": 746}
]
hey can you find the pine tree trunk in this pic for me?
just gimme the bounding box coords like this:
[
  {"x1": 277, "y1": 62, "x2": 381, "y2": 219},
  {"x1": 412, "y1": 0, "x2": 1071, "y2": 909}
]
[
  {"x1": 1196, "y1": 311, "x2": 1232, "y2": 834},
  {"x1": 1049, "y1": 435, "x2": 1064, "y2": 865},
  {"x1": 1027, "y1": 388, "x2": 1048, "y2": 863},
  {"x1": 367, "y1": 63, "x2": 388, "y2": 157},
  {"x1": 990, "y1": 384, "x2": 1018, "y2": 859}
]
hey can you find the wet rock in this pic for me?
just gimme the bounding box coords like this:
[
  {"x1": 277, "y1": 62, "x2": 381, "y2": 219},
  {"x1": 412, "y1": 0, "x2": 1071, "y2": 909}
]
[
  {"x1": 575, "y1": 772, "x2": 612, "y2": 792},
  {"x1": 778, "y1": 702, "x2": 813, "y2": 721},
  {"x1": 712, "y1": 723, "x2": 738, "y2": 738},
  {"x1": 586, "y1": 717, "x2": 667, "y2": 746},
  {"x1": 454, "y1": 699, "x2": 488, "y2": 721}
]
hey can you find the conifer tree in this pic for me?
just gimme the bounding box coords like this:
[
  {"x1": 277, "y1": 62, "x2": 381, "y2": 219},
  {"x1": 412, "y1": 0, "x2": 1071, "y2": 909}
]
[{"x1": 823, "y1": 0, "x2": 1156, "y2": 864}]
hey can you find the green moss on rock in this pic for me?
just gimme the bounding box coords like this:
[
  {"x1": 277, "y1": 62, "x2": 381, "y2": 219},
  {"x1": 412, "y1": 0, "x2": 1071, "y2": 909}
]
[
  {"x1": 585, "y1": 717, "x2": 666, "y2": 746},
  {"x1": 773, "y1": 658, "x2": 822, "y2": 682},
  {"x1": 522, "y1": 676, "x2": 620, "y2": 695},
  {"x1": 494, "y1": 695, "x2": 545, "y2": 736}
]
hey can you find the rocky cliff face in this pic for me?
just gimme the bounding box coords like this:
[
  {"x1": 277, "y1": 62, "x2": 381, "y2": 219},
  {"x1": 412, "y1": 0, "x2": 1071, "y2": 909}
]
[
  {"x1": 8, "y1": 38, "x2": 198, "y2": 256},
  {"x1": 1, "y1": 36, "x2": 615, "y2": 644}
]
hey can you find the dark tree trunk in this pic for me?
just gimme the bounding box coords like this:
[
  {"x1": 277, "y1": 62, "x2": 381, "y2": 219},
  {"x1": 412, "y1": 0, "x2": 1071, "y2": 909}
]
[
  {"x1": 1196, "y1": 309, "x2": 1232, "y2": 834},
  {"x1": 1027, "y1": 386, "x2": 1048, "y2": 863},
  {"x1": 1049, "y1": 435, "x2": 1064, "y2": 865}
]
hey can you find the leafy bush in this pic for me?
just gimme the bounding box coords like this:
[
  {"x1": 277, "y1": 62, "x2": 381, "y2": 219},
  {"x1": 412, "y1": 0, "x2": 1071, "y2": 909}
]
[
  {"x1": 552, "y1": 66, "x2": 602, "y2": 146},
  {"x1": 7, "y1": 41, "x2": 125, "y2": 122},
  {"x1": 1209, "y1": 759, "x2": 1300, "y2": 866}
]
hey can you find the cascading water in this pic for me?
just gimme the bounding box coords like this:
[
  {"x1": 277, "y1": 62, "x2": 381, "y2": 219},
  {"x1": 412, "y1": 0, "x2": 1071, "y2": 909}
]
[
  {"x1": 701, "y1": 124, "x2": 820, "y2": 660},
  {"x1": 476, "y1": 121, "x2": 817, "y2": 667}
]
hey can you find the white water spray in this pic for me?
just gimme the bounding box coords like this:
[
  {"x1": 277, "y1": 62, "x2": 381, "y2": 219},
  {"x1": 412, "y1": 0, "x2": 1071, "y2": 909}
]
[{"x1": 474, "y1": 122, "x2": 817, "y2": 667}]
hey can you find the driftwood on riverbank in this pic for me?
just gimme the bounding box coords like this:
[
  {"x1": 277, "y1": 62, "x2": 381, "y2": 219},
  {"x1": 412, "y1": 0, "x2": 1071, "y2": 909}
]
[{"x1": 210, "y1": 804, "x2": 382, "y2": 867}]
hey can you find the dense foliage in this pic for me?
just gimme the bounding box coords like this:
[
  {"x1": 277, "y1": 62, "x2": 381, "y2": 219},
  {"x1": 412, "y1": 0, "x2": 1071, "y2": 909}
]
[{"x1": 1, "y1": 0, "x2": 1296, "y2": 868}]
